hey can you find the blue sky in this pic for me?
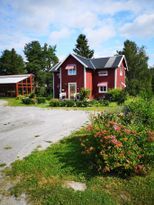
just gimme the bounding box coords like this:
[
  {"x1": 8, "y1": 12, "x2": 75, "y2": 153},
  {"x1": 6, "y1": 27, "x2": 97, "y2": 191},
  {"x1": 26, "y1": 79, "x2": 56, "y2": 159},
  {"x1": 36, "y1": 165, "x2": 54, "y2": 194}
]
[{"x1": 0, "y1": 0, "x2": 154, "y2": 66}]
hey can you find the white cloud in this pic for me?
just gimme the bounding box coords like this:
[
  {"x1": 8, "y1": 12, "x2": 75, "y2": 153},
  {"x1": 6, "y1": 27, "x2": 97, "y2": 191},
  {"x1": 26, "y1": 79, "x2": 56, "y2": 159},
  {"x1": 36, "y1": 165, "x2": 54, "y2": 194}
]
[
  {"x1": 48, "y1": 28, "x2": 71, "y2": 43},
  {"x1": 84, "y1": 25, "x2": 116, "y2": 48},
  {"x1": 121, "y1": 13, "x2": 154, "y2": 38}
]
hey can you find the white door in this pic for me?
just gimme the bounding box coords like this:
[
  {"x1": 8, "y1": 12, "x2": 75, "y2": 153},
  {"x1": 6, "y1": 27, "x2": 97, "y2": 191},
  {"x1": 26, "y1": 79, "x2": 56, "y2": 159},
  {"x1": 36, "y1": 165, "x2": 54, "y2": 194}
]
[{"x1": 68, "y1": 83, "x2": 77, "y2": 99}]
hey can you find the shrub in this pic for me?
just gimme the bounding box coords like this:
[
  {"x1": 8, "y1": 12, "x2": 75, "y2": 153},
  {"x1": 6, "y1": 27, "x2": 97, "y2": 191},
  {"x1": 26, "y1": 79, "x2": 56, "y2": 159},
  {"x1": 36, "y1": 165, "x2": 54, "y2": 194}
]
[
  {"x1": 79, "y1": 88, "x2": 90, "y2": 100},
  {"x1": 89, "y1": 100, "x2": 102, "y2": 107},
  {"x1": 22, "y1": 97, "x2": 36, "y2": 105},
  {"x1": 63, "y1": 100, "x2": 76, "y2": 107},
  {"x1": 29, "y1": 92, "x2": 36, "y2": 99},
  {"x1": 16, "y1": 95, "x2": 25, "y2": 100},
  {"x1": 107, "y1": 89, "x2": 127, "y2": 104},
  {"x1": 76, "y1": 100, "x2": 89, "y2": 107},
  {"x1": 123, "y1": 98, "x2": 154, "y2": 130},
  {"x1": 80, "y1": 112, "x2": 147, "y2": 176},
  {"x1": 99, "y1": 99, "x2": 109, "y2": 106},
  {"x1": 49, "y1": 99, "x2": 60, "y2": 107},
  {"x1": 36, "y1": 97, "x2": 46, "y2": 104}
]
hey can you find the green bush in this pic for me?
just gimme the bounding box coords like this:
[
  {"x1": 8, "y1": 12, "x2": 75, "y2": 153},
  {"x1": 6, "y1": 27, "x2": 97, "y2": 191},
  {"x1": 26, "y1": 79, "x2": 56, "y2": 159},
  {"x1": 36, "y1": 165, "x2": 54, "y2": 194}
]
[
  {"x1": 49, "y1": 99, "x2": 60, "y2": 107},
  {"x1": 16, "y1": 95, "x2": 25, "y2": 100},
  {"x1": 63, "y1": 100, "x2": 76, "y2": 107},
  {"x1": 107, "y1": 89, "x2": 127, "y2": 104},
  {"x1": 89, "y1": 100, "x2": 102, "y2": 107},
  {"x1": 36, "y1": 97, "x2": 46, "y2": 104},
  {"x1": 123, "y1": 98, "x2": 154, "y2": 130},
  {"x1": 79, "y1": 88, "x2": 90, "y2": 100},
  {"x1": 80, "y1": 112, "x2": 147, "y2": 176},
  {"x1": 29, "y1": 92, "x2": 36, "y2": 99},
  {"x1": 22, "y1": 97, "x2": 36, "y2": 105},
  {"x1": 76, "y1": 100, "x2": 89, "y2": 107}
]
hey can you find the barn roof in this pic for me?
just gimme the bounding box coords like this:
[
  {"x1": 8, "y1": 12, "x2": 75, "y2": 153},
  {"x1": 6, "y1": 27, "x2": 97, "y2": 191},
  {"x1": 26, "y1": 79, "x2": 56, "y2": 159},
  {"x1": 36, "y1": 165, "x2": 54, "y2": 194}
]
[
  {"x1": 52, "y1": 54, "x2": 128, "y2": 71},
  {"x1": 0, "y1": 74, "x2": 32, "y2": 84}
]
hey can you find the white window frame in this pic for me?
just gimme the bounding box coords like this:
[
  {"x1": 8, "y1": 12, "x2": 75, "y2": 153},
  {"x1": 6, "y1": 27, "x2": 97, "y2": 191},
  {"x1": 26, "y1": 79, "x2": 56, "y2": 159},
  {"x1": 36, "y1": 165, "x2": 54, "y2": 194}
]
[
  {"x1": 98, "y1": 85, "x2": 108, "y2": 93},
  {"x1": 98, "y1": 70, "x2": 108, "y2": 76}
]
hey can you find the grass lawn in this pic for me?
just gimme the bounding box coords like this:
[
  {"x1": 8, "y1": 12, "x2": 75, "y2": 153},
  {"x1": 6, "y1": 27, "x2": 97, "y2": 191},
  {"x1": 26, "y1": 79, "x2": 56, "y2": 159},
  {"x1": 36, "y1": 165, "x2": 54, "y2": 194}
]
[
  {"x1": 0, "y1": 97, "x2": 123, "y2": 112},
  {"x1": 4, "y1": 130, "x2": 154, "y2": 205}
]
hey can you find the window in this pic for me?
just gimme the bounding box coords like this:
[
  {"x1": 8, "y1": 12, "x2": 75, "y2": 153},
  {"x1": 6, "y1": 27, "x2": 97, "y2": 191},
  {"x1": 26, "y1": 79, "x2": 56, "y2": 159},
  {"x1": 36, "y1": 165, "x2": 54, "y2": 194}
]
[
  {"x1": 120, "y1": 67, "x2": 123, "y2": 76},
  {"x1": 66, "y1": 64, "x2": 77, "y2": 75},
  {"x1": 68, "y1": 68, "x2": 76, "y2": 75},
  {"x1": 98, "y1": 85, "x2": 107, "y2": 93},
  {"x1": 98, "y1": 70, "x2": 108, "y2": 76}
]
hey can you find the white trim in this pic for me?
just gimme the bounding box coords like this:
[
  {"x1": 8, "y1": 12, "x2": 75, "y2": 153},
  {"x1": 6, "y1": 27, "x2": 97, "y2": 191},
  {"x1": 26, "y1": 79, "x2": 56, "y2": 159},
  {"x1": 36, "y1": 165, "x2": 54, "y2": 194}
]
[
  {"x1": 114, "y1": 68, "x2": 117, "y2": 89},
  {"x1": 53, "y1": 73, "x2": 54, "y2": 98},
  {"x1": 118, "y1": 55, "x2": 128, "y2": 70},
  {"x1": 71, "y1": 53, "x2": 88, "y2": 68},
  {"x1": 60, "y1": 67, "x2": 62, "y2": 94},
  {"x1": 68, "y1": 82, "x2": 77, "y2": 99},
  {"x1": 90, "y1": 59, "x2": 96, "y2": 69},
  {"x1": 53, "y1": 53, "x2": 88, "y2": 72},
  {"x1": 84, "y1": 67, "x2": 86, "y2": 89}
]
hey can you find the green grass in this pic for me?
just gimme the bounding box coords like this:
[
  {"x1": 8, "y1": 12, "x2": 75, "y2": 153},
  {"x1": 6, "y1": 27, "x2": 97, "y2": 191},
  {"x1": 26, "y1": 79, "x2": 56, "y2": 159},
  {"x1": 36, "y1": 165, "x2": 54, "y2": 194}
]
[
  {"x1": 4, "y1": 130, "x2": 154, "y2": 205},
  {"x1": 0, "y1": 97, "x2": 122, "y2": 112}
]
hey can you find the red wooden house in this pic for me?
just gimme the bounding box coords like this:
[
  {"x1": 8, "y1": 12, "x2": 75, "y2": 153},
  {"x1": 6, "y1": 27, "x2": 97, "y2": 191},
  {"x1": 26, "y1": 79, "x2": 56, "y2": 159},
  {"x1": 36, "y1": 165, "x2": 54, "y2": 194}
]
[{"x1": 52, "y1": 54, "x2": 128, "y2": 99}]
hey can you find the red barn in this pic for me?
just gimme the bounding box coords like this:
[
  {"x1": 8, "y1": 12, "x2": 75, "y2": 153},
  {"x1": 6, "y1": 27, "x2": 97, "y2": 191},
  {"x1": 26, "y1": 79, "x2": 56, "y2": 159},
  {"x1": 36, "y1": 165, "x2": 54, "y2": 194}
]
[{"x1": 52, "y1": 54, "x2": 128, "y2": 99}]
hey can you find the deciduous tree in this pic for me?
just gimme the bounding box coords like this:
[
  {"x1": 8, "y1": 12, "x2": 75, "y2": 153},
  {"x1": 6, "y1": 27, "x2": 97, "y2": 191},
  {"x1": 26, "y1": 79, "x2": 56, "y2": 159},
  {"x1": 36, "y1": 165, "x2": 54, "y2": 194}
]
[
  {"x1": 117, "y1": 40, "x2": 151, "y2": 96},
  {"x1": 0, "y1": 48, "x2": 25, "y2": 75}
]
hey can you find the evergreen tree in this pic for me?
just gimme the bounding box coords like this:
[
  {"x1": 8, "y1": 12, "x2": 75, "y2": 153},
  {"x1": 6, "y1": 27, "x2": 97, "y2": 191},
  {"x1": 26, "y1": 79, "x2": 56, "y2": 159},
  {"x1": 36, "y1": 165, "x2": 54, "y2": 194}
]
[
  {"x1": 73, "y1": 34, "x2": 94, "y2": 58},
  {"x1": 0, "y1": 48, "x2": 25, "y2": 75},
  {"x1": 150, "y1": 67, "x2": 154, "y2": 93},
  {"x1": 117, "y1": 40, "x2": 151, "y2": 96}
]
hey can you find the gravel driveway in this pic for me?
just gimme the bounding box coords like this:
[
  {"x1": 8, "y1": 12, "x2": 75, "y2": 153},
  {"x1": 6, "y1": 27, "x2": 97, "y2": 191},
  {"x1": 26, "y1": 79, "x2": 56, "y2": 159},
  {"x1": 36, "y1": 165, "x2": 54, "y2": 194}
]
[{"x1": 0, "y1": 101, "x2": 89, "y2": 165}]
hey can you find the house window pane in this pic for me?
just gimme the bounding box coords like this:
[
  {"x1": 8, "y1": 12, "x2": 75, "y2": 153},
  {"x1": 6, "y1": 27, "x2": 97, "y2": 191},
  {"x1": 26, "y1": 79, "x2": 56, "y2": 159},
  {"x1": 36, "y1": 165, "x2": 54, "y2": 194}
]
[
  {"x1": 99, "y1": 85, "x2": 107, "y2": 93},
  {"x1": 68, "y1": 68, "x2": 76, "y2": 75}
]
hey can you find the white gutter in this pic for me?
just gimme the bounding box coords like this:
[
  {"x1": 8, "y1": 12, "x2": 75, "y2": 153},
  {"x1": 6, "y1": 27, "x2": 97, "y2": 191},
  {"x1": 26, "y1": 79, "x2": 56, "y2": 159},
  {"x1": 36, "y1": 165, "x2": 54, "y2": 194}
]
[
  {"x1": 114, "y1": 68, "x2": 117, "y2": 89},
  {"x1": 84, "y1": 67, "x2": 86, "y2": 89},
  {"x1": 53, "y1": 73, "x2": 54, "y2": 98}
]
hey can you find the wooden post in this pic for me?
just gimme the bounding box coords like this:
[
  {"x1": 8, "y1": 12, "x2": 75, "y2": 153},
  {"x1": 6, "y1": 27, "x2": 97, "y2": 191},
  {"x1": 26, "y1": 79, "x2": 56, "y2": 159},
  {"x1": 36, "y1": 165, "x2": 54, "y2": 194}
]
[
  {"x1": 16, "y1": 83, "x2": 19, "y2": 97},
  {"x1": 22, "y1": 81, "x2": 24, "y2": 95}
]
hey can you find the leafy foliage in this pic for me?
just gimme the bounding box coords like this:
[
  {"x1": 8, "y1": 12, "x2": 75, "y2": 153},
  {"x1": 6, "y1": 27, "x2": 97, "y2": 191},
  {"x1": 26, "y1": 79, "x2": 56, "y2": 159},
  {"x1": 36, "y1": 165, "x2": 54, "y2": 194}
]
[
  {"x1": 106, "y1": 89, "x2": 127, "y2": 104},
  {"x1": 80, "y1": 113, "x2": 148, "y2": 176},
  {"x1": 79, "y1": 88, "x2": 90, "y2": 100},
  {"x1": 0, "y1": 48, "x2": 25, "y2": 75},
  {"x1": 123, "y1": 97, "x2": 154, "y2": 130},
  {"x1": 73, "y1": 34, "x2": 94, "y2": 58},
  {"x1": 117, "y1": 40, "x2": 151, "y2": 96},
  {"x1": 24, "y1": 41, "x2": 58, "y2": 96}
]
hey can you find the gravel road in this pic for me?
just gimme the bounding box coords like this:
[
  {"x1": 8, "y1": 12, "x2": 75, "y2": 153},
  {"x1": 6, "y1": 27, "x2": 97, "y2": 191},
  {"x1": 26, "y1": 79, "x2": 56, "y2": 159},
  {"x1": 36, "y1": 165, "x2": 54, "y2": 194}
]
[{"x1": 0, "y1": 102, "x2": 89, "y2": 165}]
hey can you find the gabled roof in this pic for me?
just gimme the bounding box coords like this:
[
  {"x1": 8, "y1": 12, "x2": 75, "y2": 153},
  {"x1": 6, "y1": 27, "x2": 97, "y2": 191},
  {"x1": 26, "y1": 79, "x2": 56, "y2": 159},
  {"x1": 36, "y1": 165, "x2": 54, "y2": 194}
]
[
  {"x1": 51, "y1": 53, "x2": 128, "y2": 71},
  {"x1": 0, "y1": 74, "x2": 32, "y2": 84}
]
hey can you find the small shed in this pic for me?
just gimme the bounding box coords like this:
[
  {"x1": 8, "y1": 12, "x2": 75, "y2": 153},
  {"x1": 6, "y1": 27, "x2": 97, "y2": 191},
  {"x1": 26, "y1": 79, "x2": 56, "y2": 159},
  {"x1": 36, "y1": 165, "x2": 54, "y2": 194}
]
[{"x1": 0, "y1": 74, "x2": 34, "y2": 97}]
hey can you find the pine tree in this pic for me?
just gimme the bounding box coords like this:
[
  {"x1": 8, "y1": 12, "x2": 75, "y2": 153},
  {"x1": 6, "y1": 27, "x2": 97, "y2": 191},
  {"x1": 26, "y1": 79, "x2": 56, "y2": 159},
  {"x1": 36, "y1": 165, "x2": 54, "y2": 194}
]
[
  {"x1": 117, "y1": 40, "x2": 151, "y2": 96},
  {"x1": 73, "y1": 34, "x2": 94, "y2": 58}
]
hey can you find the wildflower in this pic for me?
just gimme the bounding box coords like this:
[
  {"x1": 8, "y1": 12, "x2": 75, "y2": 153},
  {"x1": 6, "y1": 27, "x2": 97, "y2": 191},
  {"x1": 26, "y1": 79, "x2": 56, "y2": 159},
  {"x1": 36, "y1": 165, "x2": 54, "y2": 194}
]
[{"x1": 113, "y1": 124, "x2": 121, "y2": 131}]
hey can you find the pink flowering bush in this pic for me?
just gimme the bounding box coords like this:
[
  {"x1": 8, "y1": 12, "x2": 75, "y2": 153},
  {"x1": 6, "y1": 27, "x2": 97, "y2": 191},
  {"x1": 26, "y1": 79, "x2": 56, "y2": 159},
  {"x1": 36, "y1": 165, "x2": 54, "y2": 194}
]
[{"x1": 80, "y1": 113, "x2": 147, "y2": 175}]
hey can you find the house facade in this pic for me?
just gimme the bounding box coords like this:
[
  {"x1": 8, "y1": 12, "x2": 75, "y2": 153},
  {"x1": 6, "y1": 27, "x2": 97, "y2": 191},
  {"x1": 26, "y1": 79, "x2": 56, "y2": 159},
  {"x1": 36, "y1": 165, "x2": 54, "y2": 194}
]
[{"x1": 52, "y1": 54, "x2": 128, "y2": 99}]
